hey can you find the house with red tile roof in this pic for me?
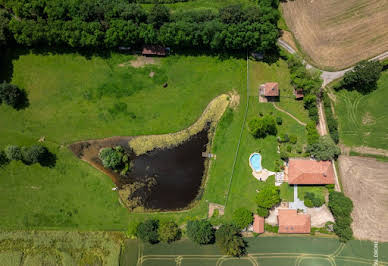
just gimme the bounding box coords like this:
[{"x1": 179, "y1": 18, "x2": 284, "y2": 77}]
[
  {"x1": 277, "y1": 209, "x2": 310, "y2": 234},
  {"x1": 287, "y1": 159, "x2": 335, "y2": 185},
  {"x1": 260, "y1": 82, "x2": 279, "y2": 97},
  {"x1": 253, "y1": 215, "x2": 264, "y2": 234}
]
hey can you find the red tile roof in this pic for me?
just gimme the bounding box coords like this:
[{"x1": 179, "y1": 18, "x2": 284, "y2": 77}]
[
  {"x1": 261, "y1": 82, "x2": 279, "y2": 96},
  {"x1": 253, "y1": 215, "x2": 264, "y2": 234},
  {"x1": 142, "y1": 45, "x2": 166, "y2": 56},
  {"x1": 288, "y1": 159, "x2": 335, "y2": 185},
  {"x1": 278, "y1": 209, "x2": 310, "y2": 234}
]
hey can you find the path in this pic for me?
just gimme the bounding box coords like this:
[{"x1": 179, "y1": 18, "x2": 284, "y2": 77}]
[
  {"x1": 340, "y1": 144, "x2": 388, "y2": 157},
  {"x1": 272, "y1": 103, "x2": 306, "y2": 126},
  {"x1": 317, "y1": 100, "x2": 328, "y2": 136}
]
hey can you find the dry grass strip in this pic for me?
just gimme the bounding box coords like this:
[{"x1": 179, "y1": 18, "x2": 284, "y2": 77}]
[{"x1": 129, "y1": 93, "x2": 232, "y2": 155}]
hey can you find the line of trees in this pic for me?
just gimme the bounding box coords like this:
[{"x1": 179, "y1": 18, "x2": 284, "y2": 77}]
[
  {"x1": 0, "y1": 0, "x2": 280, "y2": 52},
  {"x1": 1, "y1": 144, "x2": 56, "y2": 167},
  {"x1": 328, "y1": 191, "x2": 353, "y2": 242}
]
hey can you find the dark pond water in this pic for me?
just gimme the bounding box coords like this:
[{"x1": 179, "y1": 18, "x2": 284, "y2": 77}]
[{"x1": 127, "y1": 129, "x2": 209, "y2": 210}]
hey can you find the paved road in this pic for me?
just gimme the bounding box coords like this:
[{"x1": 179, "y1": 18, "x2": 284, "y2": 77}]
[{"x1": 277, "y1": 39, "x2": 388, "y2": 87}]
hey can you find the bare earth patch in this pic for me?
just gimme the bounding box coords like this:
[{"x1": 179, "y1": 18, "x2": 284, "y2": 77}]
[
  {"x1": 118, "y1": 56, "x2": 159, "y2": 68},
  {"x1": 280, "y1": 31, "x2": 298, "y2": 53},
  {"x1": 362, "y1": 112, "x2": 375, "y2": 125},
  {"x1": 281, "y1": 0, "x2": 388, "y2": 69},
  {"x1": 338, "y1": 155, "x2": 388, "y2": 242}
]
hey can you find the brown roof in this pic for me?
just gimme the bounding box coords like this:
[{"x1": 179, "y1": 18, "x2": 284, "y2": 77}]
[
  {"x1": 142, "y1": 45, "x2": 166, "y2": 56},
  {"x1": 294, "y1": 89, "x2": 304, "y2": 99},
  {"x1": 278, "y1": 209, "x2": 310, "y2": 234},
  {"x1": 253, "y1": 215, "x2": 264, "y2": 234},
  {"x1": 288, "y1": 159, "x2": 335, "y2": 185},
  {"x1": 261, "y1": 82, "x2": 279, "y2": 96}
]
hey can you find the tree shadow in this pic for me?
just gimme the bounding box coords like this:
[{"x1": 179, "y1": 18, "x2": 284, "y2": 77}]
[
  {"x1": 14, "y1": 89, "x2": 30, "y2": 110},
  {"x1": 39, "y1": 151, "x2": 57, "y2": 168}
]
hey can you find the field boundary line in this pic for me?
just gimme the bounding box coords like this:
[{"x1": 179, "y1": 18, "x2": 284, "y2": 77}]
[{"x1": 224, "y1": 51, "x2": 250, "y2": 207}]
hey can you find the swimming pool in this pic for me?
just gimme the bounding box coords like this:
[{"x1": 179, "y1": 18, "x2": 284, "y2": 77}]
[{"x1": 249, "y1": 153, "x2": 262, "y2": 172}]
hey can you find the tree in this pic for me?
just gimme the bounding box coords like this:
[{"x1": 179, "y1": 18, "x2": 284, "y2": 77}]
[
  {"x1": 186, "y1": 220, "x2": 214, "y2": 245},
  {"x1": 215, "y1": 224, "x2": 246, "y2": 257},
  {"x1": 340, "y1": 60, "x2": 382, "y2": 93},
  {"x1": 21, "y1": 145, "x2": 49, "y2": 165},
  {"x1": 256, "y1": 184, "x2": 280, "y2": 209},
  {"x1": 99, "y1": 147, "x2": 123, "y2": 169},
  {"x1": 219, "y1": 5, "x2": 245, "y2": 24},
  {"x1": 0, "y1": 82, "x2": 26, "y2": 109},
  {"x1": 306, "y1": 135, "x2": 341, "y2": 161},
  {"x1": 137, "y1": 219, "x2": 159, "y2": 244},
  {"x1": 328, "y1": 191, "x2": 353, "y2": 218},
  {"x1": 158, "y1": 220, "x2": 181, "y2": 243},
  {"x1": 303, "y1": 94, "x2": 317, "y2": 110},
  {"x1": 148, "y1": 4, "x2": 170, "y2": 29},
  {"x1": 0, "y1": 9, "x2": 10, "y2": 46},
  {"x1": 232, "y1": 208, "x2": 253, "y2": 229},
  {"x1": 306, "y1": 121, "x2": 319, "y2": 145},
  {"x1": 4, "y1": 145, "x2": 22, "y2": 161},
  {"x1": 256, "y1": 206, "x2": 269, "y2": 217},
  {"x1": 248, "y1": 115, "x2": 277, "y2": 138}
]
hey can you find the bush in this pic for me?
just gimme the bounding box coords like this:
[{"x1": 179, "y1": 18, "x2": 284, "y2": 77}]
[
  {"x1": 328, "y1": 191, "x2": 354, "y2": 242},
  {"x1": 232, "y1": 208, "x2": 253, "y2": 229},
  {"x1": 276, "y1": 116, "x2": 282, "y2": 125},
  {"x1": 158, "y1": 220, "x2": 181, "y2": 243},
  {"x1": 0, "y1": 82, "x2": 27, "y2": 109},
  {"x1": 304, "y1": 192, "x2": 324, "y2": 207},
  {"x1": 21, "y1": 145, "x2": 49, "y2": 165},
  {"x1": 278, "y1": 133, "x2": 289, "y2": 143},
  {"x1": 186, "y1": 220, "x2": 214, "y2": 245},
  {"x1": 289, "y1": 135, "x2": 297, "y2": 144},
  {"x1": 248, "y1": 115, "x2": 277, "y2": 138},
  {"x1": 306, "y1": 121, "x2": 319, "y2": 145},
  {"x1": 215, "y1": 224, "x2": 246, "y2": 257},
  {"x1": 264, "y1": 223, "x2": 278, "y2": 233},
  {"x1": 306, "y1": 135, "x2": 341, "y2": 161},
  {"x1": 256, "y1": 207, "x2": 269, "y2": 217},
  {"x1": 98, "y1": 146, "x2": 129, "y2": 171},
  {"x1": 137, "y1": 219, "x2": 159, "y2": 244},
  {"x1": 4, "y1": 145, "x2": 22, "y2": 161}
]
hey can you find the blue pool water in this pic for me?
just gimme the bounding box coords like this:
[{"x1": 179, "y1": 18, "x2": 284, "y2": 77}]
[{"x1": 249, "y1": 153, "x2": 262, "y2": 171}]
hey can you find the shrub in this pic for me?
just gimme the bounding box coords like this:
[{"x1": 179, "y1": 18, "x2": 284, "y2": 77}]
[
  {"x1": 328, "y1": 191, "x2": 354, "y2": 242},
  {"x1": 289, "y1": 135, "x2": 297, "y2": 144},
  {"x1": 21, "y1": 145, "x2": 49, "y2": 165},
  {"x1": 98, "y1": 146, "x2": 124, "y2": 169},
  {"x1": 232, "y1": 208, "x2": 253, "y2": 229},
  {"x1": 186, "y1": 220, "x2": 214, "y2": 245},
  {"x1": 0, "y1": 82, "x2": 26, "y2": 109},
  {"x1": 306, "y1": 135, "x2": 341, "y2": 161},
  {"x1": 278, "y1": 133, "x2": 289, "y2": 143},
  {"x1": 276, "y1": 116, "x2": 282, "y2": 125},
  {"x1": 306, "y1": 121, "x2": 319, "y2": 145},
  {"x1": 264, "y1": 223, "x2": 278, "y2": 233},
  {"x1": 280, "y1": 150, "x2": 289, "y2": 161},
  {"x1": 304, "y1": 192, "x2": 324, "y2": 207},
  {"x1": 4, "y1": 145, "x2": 22, "y2": 160},
  {"x1": 137, "y1": 219, "x2": 159, "y2": 244},
  {"x1": 215, "y1": 224, "x2": 246, "y2": 257},
  {"x1": 158, "y1": 220, "x2": 181, "y2": 243},
  {"x1": 248, "y1": 115, "x2": 277, "y2": 138},
  {"x1": 256, "y1": 207, "x2": 269, "y2": 217}
]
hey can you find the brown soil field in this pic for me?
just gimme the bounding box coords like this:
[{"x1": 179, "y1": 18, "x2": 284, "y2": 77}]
[
  {"x1": 338, "y1": 155, "x2": 388, "y2": 242},
  {"x1": 281, "y1": 0, "x2": 388, "y2": 70}
]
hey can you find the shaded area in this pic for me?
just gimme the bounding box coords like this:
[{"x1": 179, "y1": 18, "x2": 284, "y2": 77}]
[{"x1": 69, "y1": 128, "x2": 209, "y2": 211}]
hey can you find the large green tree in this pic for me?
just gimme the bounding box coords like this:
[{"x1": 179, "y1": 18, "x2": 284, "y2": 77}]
[
  {"x1": 137, "y1": 219, "x2": 159, "y2": 244},
  {"x1": 256, "y1": 184, "x2": 280, "y2": 217},
  {"x1": 158, "y1": 220, "x2": 181, "y2": 243},
  {"x1": 232, "y1": 208, "x2": 253, "y2": 229},
  {"x1": 0, "y1": 82, "x2": 27, "y2": 109},
  {"x1": 306, "y1": 135, "x2": 340, "y2": 161},
  {"x1": 340, "y1": 60, "x2": 382, "y2": 93},
  {"x1": 186, "y1": 220, "x2": 214, "y2": 245},
  {"x1": 0, "y1": 9, "x2": 10, "y2": 46},
  {"x1": 248, "y1": 115, "x2": 277, "y2": 138},
  {"x1": 215, "y1": 224, "x2": 246, "y2": 257}
]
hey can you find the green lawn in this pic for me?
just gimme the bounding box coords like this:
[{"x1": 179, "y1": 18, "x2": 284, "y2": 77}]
[
  {"x1": 297, "y1": 186, "x2": 326, "y2": 201},
  {"x1": 141, "y1": 0, "x2": 255, "y2": 12},
  {"x1": 0, "y1": 50, "x2": 246, "y2": 229},
  {"x1": 334, "y1": 70, "x2": 388, "y2": 149},
  {"x1": 280, "y1": 182, "x2": 294, "y2": 202}
]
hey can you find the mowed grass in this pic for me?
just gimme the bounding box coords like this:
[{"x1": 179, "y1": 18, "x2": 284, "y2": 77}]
[
  {"x1": 334, "y1": 70, "x2": 388, "y2": 149},
  {"x1": 141, "y1": 0, "x2": 255, "y2": 12},
  {"x1": 0, "y1": 51, "x2": 246, "y2": 229}
]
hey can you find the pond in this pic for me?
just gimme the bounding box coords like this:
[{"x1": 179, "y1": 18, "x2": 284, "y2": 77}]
[{"x1": 127, "y1": 129, "x2": 209, "y2": 210}]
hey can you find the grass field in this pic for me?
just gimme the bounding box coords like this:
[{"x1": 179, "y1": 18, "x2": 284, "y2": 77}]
[
  {"x1": 281, "y1": 0, "x2": 388, "y2": 70},
  {"x1": 334, "y1": 70, "x2": 388, "y2": 149},
  {"x1": 0, "y1": 50, "x2": 246, "y2": 229},
  {"x1": 126, "y1": 236, "x2": 388, "y2": 266},
  {"x1": 141, "y1": 0, "x2": 255, "y2": 12}
]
